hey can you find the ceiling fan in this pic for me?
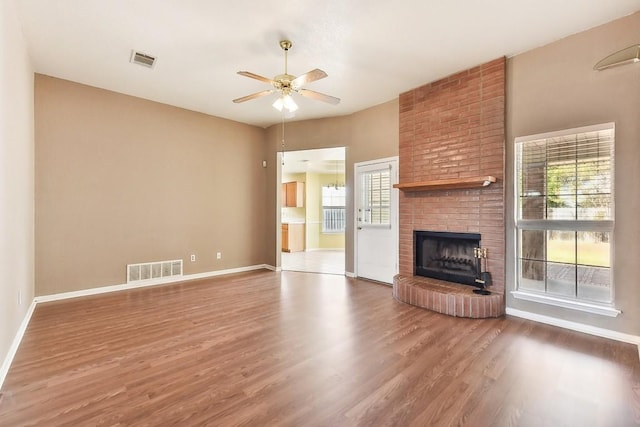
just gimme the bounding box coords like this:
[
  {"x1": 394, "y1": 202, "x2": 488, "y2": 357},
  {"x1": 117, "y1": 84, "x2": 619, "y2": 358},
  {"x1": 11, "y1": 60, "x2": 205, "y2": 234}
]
[{"x1": 233, "y1": 40, "x2": 340, "y2": 112}]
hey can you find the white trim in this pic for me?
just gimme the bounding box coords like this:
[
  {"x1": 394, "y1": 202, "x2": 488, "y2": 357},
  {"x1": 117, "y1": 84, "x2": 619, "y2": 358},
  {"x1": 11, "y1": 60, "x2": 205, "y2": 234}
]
[
  {"x1": 516, "y1": 220, "x2": 614, "y2": 231},
  {"x1": 513, "y1": 122, "x2": 615, "y2": 144},
  {"x1": 181, "y1": 264, "x2": 271, "y2": 281},
  {"x1": 0, "y1": 300, "x2": 37, "y2": 389},
  {"x1": 506, "y1": 307, "x2": 640, "y2": 345},
  {"x1": 304, "y1": 248, "x2": 345, "y2": 252},
  {"x1": 511, "y1": 290, "x2": 621, "y2": 317},
  {"x1": 35, "y1": 264, "x2": 272, "y2": 303},
  {"x1": 345, "y1": 271, "x2": 356, "y2": 278}
]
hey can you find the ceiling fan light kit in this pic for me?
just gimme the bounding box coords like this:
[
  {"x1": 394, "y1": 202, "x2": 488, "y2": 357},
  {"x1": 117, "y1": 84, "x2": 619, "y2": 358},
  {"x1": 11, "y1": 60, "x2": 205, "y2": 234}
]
[
  {"x1": 273, "y1": 94, "x2": 298, "y2": 112},
  {"x1": 233, "y1": 39, "x2": 340, "y2": 112}
]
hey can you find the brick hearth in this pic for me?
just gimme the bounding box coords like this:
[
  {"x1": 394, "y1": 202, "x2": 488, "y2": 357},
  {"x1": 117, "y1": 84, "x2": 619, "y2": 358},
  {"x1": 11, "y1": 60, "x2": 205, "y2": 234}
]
[
  {"x1": 396, "y1": 57, "x2": 506, "y2": 318},
  {"x1": 393, "y1": 275, "x2": 503, "y2": 318}
]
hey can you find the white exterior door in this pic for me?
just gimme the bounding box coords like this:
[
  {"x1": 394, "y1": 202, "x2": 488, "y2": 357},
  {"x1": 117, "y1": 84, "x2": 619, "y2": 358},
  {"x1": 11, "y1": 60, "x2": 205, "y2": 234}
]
[{"x1": 355, "y1": 157, "x2": 398, "y2": 284}]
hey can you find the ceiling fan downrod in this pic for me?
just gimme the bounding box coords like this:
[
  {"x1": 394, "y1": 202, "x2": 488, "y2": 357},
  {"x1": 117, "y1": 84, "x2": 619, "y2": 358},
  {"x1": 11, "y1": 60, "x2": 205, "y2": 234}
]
[{"x1": 280, "y1": 40, "x2": 292, "y2": 75}]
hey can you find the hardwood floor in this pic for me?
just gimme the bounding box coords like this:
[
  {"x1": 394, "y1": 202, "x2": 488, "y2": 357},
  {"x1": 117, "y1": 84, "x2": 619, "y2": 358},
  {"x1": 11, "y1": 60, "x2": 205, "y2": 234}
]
[{"x1": 1, "y1": 270, "x2": 638, "y2": 426}]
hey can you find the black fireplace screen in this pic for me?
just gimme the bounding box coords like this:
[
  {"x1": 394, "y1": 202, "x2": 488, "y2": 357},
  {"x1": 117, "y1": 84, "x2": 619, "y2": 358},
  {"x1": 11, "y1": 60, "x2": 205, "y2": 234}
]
[{"x1": 414, "y1": 230, "x2": 481, "y2": 287}]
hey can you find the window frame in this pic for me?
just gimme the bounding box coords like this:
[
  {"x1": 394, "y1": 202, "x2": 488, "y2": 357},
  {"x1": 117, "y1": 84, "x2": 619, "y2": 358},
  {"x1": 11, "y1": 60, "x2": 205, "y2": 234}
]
[
  {"x1": 358, "y1": 166, "x2": 392, "y2": 229},
  {"x1": 512, "y1": 122, "x2": 620, "y2": 317},
  {"x1": 321, "y1": 185, "x2": 346, "y2": 234}
]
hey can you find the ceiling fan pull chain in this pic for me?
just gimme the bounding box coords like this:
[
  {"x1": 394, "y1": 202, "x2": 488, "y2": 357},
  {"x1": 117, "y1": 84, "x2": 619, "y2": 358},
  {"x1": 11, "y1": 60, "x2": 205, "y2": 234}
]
[{"x1": 281, "y1": 112, "x2": 286, "y2": 165}]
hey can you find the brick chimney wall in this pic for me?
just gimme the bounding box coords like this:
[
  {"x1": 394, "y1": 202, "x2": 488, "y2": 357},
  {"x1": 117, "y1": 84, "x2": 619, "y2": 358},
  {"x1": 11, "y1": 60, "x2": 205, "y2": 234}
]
[{"x1": 398, "y1": 57, "x2": 506, "y2": 296}]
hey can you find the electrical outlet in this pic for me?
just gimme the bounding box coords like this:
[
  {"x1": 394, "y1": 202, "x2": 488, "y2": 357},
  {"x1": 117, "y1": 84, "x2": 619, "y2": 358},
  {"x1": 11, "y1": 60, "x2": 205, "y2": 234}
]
[
  {"x1": 190, "y1": 254, "x2": 196, "y2": 262},
  {"x1": 216, "y1": 252, "x2": 222, "y2": 260}
]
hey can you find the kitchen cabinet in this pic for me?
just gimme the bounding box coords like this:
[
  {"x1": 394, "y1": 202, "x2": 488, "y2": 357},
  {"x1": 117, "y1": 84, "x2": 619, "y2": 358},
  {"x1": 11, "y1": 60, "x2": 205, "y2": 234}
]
[
  {"x1": 282, "y1": 181, "x2": 304, "y2": 207},
  {"x1": 282, "y1": 223, "x2": 305, "y2": 252}
]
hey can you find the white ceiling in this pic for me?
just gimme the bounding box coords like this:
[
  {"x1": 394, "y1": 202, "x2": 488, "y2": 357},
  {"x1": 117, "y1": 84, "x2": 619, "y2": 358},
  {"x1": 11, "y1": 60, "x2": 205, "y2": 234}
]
[{"x1": 14, "y1": 1, "x2": 639, "y2": 128}]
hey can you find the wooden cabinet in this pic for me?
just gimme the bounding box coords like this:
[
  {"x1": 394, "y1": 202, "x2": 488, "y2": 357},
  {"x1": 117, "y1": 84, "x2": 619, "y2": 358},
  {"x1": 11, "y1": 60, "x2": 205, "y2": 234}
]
[
  {"x1": 282, "y1": 223, "x2": 305, "y2": 252},
  {"x1": 282, "y1": 181, "x2": 304, "y2": 207}
]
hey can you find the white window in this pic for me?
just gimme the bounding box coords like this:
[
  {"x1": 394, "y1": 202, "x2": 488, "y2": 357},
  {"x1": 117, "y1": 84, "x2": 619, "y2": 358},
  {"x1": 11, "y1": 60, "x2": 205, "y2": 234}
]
[
  {"x1": 322, "y1": 186, "x2": 346, "y2": 233},
  {"x1": 359, "y1": 167, "x2": 391, "y2": 226},
  {"x1": 514, "y1": 123, "x2": 616, "y2": 314}
]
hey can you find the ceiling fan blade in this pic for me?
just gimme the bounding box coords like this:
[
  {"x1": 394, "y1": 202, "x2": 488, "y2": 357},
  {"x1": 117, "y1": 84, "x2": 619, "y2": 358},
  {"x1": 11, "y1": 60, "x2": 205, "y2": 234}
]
[
  {"x1": 233, "y1": 90, "x2": 275, "y2": 103},
  {"x1": 298, "y1": 89, "x2": 340, "y2": 105},
  {"x1": 291, "y1": 69, "x2": 328, "y2": 88},
  {"x1": 237, "y1": 71, "x2": 275, "y2": 85}
]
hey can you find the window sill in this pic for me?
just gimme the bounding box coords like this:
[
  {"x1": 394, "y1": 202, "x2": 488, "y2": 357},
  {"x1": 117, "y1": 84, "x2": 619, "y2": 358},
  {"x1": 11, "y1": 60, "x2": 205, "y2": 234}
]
[{"x1": 511, "y1": 291, "x2": 621, "y2": 317}]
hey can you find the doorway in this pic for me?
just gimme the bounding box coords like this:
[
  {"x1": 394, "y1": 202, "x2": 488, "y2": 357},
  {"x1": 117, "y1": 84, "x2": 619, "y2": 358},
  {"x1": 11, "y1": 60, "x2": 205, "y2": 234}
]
[
  {"x1": 354, "y1": 157, "x2": 399, "y2": 284},
  {"x1": 280, "y1": 147, "x2": 346, "y2": 275}
]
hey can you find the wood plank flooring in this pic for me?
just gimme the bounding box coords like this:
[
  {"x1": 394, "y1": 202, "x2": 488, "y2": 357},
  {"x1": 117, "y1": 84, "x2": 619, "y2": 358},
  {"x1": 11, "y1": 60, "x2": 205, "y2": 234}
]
[{"x1": 1, "y1": 270, "x2": 639, "y2": 426}]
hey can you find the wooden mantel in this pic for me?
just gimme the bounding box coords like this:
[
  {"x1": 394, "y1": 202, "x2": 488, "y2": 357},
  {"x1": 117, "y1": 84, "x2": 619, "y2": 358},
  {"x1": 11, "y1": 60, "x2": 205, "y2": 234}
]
[{"x1": 393, "y1": 176, "x2": 497, "y2": 192}]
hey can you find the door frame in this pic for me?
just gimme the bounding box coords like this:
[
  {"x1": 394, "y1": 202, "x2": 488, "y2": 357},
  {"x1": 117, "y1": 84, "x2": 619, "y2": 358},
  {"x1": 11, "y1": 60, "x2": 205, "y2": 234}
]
[
  {"x1": 277, "y1": 148, "x2": 348, "y2": 274},
  {"x1": 353, "y1": 156, "x2": 399, "y2": 282}
]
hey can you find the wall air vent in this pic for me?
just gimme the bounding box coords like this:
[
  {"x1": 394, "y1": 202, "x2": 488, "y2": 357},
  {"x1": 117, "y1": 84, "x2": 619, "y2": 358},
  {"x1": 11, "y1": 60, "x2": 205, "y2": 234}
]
[
  {"x1": 130, "y1": 50, "x2": 156, "y2": 68},
  {"x1": 127, "y1": 259, "x2": 182, "y2": 283}
]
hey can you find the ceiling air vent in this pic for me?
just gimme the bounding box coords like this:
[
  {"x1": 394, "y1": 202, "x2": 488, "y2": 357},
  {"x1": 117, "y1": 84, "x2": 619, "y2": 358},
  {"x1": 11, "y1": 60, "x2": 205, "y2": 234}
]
[{"x1": 130, "y1": 50, "x2": 156, "y2": 68}]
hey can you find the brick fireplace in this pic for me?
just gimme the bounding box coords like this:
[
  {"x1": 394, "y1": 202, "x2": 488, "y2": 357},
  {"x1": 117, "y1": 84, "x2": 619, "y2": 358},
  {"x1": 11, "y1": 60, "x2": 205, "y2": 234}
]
[{"x1": 393, "y1": 58, "x2": 506, "y2": 318}]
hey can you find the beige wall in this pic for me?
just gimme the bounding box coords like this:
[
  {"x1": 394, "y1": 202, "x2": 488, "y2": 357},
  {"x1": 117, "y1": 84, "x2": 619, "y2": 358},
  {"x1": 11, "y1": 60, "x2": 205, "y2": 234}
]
[
  {"x1": 0, "y1": 0, "x2": 34, "y2": 375},
  {"x1": 35, "y1": 75, "x2": 267, "y2": 295},
  {"x1": 265, "y1": 100, "x2": 399, "y2": 272},
  {"x1": 34, "y1": 80, "x2": 398, "y2": 296},
  {"x1": 506, "y1": 12, "x2": 640, "y2": 335}
]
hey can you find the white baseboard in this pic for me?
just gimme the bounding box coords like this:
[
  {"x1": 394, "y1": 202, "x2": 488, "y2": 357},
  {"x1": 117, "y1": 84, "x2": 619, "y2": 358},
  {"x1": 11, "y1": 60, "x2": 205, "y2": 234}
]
[
  {"x1": 511, "y1": 290, "x2": 621, "y2": 317},
  {"x1": 35, "y1": 264, "x2": 273, "y2": 304},
  {"x1": 0, "y1": 300, "x2": 36, "y2": 389},
  {"x1": 345, "y1": 271, "x2": 356, "y2": 278},
  {"x1": 180, "y1": 264, "x2": 273, "y2": 282},
  {"x1": 506, "y1": 307, "x2": 640, "y2": 346}
]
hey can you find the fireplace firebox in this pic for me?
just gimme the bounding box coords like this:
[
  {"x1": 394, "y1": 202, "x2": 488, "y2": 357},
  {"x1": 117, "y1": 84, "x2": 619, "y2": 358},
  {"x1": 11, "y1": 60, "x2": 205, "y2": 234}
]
[{"x1": 414, "y1": 230, "x2": 482, "y2": 287}]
